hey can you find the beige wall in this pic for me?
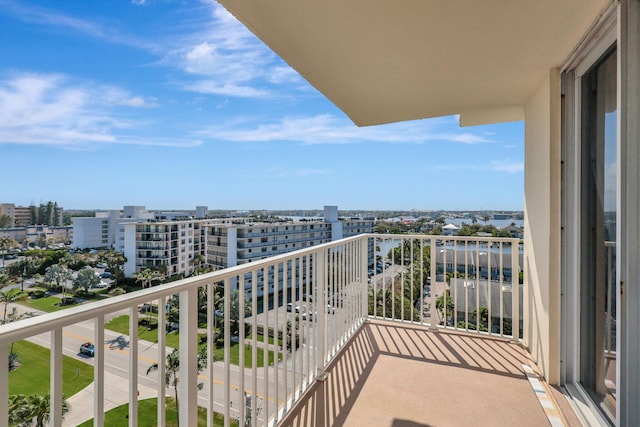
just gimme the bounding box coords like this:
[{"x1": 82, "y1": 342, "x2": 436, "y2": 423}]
[{"x1": 523, "y1": 68, "x2": 561, "y2": 384}]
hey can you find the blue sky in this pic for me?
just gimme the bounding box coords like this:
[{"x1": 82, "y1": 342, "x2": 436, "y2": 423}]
[{"x1": 0, "y1": 0, "x2": 524, "y2": 211}]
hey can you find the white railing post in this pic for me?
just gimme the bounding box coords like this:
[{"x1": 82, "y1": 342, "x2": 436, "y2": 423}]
[
  {"x1": 428, "y1": 237, "x2": 438, "y2": 331},
  {"x1": 94, "y1": 315, "x2": 105, "y2": 427},
  {"x1": 129, "y1": 307, "x2": 138, "y2": 427},
  {"x1": 316, "y1": 249, "x2": 327, "y2": 381},
  {"x1": 0, "y1": 340, "x2": 7, "y2": 427},
  {"x1": 223, "y1": 277, "x2": 232, "y2": 427},
  {"x1": 50, "y1": 328, "x2": 63, "y2": 427},
  {"x1": 361, "y1": 237, "x2": 369, "y2": 321},
  {"x1": 206, "y1": 285, "x2": 214, "y2": 427},
  {"x1": 179, "y1": 287, "x2": 199, "y2": 427},
  {"x1": 511, "y1": 242, "x2": 521, "y2": 341},
  {"x1": 158, "y1": 297, "x2": 166, "y2": 427}
]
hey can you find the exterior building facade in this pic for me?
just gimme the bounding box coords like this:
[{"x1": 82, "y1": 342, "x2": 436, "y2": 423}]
[
  {"x1": 123, "y1": 218, "x2": 215, "y2": 278},
  {"x1": 206, "y1": 206, "x2": 374, "y2": 270},
  {"x1": 205, "y1": 206, "x2": 374, "y2": 297},
  {"x1": 0, "y1": 225, "x2": 71, "y2": 247},
  {"x1": 0, "y1": 203, "x2": 64, "y2": 227},
  {"x1": 72, "y1": 206, "x2": 155, "y2": 250}
]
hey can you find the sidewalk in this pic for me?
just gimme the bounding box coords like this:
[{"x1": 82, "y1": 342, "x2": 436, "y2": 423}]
[{"x1": 63, "y1": 372, "x2": 157, "y2": 426}]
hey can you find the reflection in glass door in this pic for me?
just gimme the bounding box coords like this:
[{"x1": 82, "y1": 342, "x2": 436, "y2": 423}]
[{"x1": 580, "y1": 47, "x2": 617, "y2": 423}]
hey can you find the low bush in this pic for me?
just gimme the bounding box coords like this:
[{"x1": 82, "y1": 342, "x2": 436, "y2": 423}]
[{"x1": 28, "y1": 289, "x2": 46, "y2": 299}]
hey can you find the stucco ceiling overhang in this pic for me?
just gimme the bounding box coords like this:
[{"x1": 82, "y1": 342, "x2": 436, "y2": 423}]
[{"x1": 217, "y1": 0, "x2": 612, "y2": 127}]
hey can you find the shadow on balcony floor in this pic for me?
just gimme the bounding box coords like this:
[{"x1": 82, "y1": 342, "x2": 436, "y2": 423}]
[{"x1": 279, "y1": 320, "x2": 575, "y2": 427}]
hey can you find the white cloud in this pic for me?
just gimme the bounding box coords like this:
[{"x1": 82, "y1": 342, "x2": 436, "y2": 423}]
[
  {"x1": 161, "y1": 2, "x2": 302, "y2": 98},
  {"x1": 184, "y1": 81, "x2": 269, "y2": 98},
  {"x1": 435, "y1": 160, "x2": 524, "y2": 174},
  {"x1": 490, "y1": 160, "x2": 524, "y2": 173},
  {"x1": 196, "y1": 114, "x2": 494, "y2": 146},
  {"x1": 0, "y1": 0, "x2": 159, "y2": 51},
  {"x1": 0, "y1": 72, "x2": 192, "y2": 148},
  {"x1": 449, "y1": 133, "x2": 492, "y2": 144}
]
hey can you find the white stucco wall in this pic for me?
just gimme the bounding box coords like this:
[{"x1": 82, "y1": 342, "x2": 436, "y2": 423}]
[{"x1": 523, "y1": 68, "x2": 561, "y2": 384}]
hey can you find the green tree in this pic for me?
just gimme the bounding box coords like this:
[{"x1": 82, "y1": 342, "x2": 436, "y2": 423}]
[
  {"x1": 471, "y1": 306, "x2": 489, "y2": 331},
  {"x1": 134, "y1": 268, "x2": 161, "y2": 289},
  {"x1": 368, "y1": 285, "x2": 418, "y2": 320},
  {"x1": 228, "y1": 289, "x2": 251, "y2": 336},
  {"x1": 492, "y1": 229, "x2": 512, "y2": 238},
  {"x1": 189, "y1": 253, "x2": 207, "y2": 276},
  {"x1": 0, "y1": 237, "x2": 19, "y2": 269},
  {"x1": 73, "y1": 268, "x2": 101, "y2": 294},
  {"x1": 435, "y1": 290, "x2": 454, "y2": 325},
  {"x1": 0, "y1": 288, "x2": 28, "y2": 323},
  {"x1": 43, "y1": 264, "x2": 73, "y2": 300},
  {"x1": 146, "y1": 348, "x2": 206, "y2": 427},
  {"x1": 9, "y1": 394, "x2": 70, "y2": 427},
  {"x1": 0, "y1": 214, "x2": 12, "y2": 228},
  {"x1": 101, "y1": 251, "x2": 126, "y2": 286}
]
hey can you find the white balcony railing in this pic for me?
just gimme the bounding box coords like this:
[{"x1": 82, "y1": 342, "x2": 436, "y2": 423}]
[{"x1": 0, "y1": 234, "x2": 521, "y2": 427}]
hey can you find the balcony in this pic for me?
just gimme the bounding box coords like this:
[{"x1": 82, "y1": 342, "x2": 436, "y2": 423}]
[{"x1": 0, "y1": 234, "x2": 580, "y2": 426}]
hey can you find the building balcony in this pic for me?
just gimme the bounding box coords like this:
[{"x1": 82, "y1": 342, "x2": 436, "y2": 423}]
[{"x1": 0, "y1": 234, "x2": 581, "y2": 426}]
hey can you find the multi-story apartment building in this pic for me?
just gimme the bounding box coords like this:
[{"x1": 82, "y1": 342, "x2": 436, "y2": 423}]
[
  {"x1": 121, "y1": 206, "x2": 373, "y2": 292},
  {"x1": 0, "y1": 225, "x2": 72, "y2": 247},
  {"x1": 14, "y1": 206, "x2": 33, "y2": 226},
  {"x1": 206, "y1": 206, "x2": 375, "y2": 297},
  {"x1": 72, "y1": 206, "x2": 211, "y2": 251},
  {"x1": 72, "y1": 206, "x2": 156, "y2": 250},
  {"x1": 123, "y1": 218, "x2": 214, "y2": 278},
  {"x1": 206, "y1": 206, "x2": 374, "y2": 270},
  {"x1": 0, "y1": 203, "x2": 64, "y2": 227}
]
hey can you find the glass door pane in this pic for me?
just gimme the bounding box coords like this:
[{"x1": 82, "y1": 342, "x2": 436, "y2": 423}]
[{"x1": 580, "y1": 47, "x2": 617, "y2": 423}]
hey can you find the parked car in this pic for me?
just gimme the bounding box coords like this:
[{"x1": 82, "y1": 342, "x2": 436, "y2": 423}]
[
  {"x1": 302, "y1": 311, "x2": 317, "y2": 321},
  {"x1": 100, "y1": 272, "x2": 111, "y2": 278},
  {"x1": 79, "y1": 342, "x2": 95, "y2": 357},
  {"x1": 286, "y1": 303, "x2": 301, "y2": 313}
]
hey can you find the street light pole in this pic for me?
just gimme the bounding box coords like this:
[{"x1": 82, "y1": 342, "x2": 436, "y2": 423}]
[{"x1": 21, "y1": 265, "x2": 26, "y2": 292}]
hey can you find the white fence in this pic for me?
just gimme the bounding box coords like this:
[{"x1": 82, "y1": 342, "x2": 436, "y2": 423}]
[{"x1": 0, "y1": 234, "x2": 521, "y2": 426}]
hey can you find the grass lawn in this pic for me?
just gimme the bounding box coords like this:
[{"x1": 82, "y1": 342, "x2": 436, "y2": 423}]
[
  {"x1": 212, "y1": 340, "x2": 282, "y2": 368},
  {"x1": 106, "y1": 314, "x2": 180, "y2": 349},
  {"x1": 18, "y1": 295, "x2": 80, "y2": 312},
  {"x1": 76, "y1": 397, "x2": 237, "y2": 427},
  {"x1": 9, "y1": 340, "x2": 93, "y2": 397},
  {"x1": 106, "y1": 315, "x2": 283, "y2": 368}
]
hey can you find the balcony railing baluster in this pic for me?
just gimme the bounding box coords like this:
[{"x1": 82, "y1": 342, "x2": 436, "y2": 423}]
[{"x1": 0, "y1": 233, "x2": 522, "y2": 426}]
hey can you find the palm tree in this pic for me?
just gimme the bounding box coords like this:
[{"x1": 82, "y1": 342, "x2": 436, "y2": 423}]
[
  {"x1": 0, "y1": 288, "x2": 28, "y2": 323},
  {"x1": 0, "y1": 237, "x2": 18, "y2": 269},
  {"x1": 146, "y1": 348, "x2": 206, "y2": 427},
  {"x1": 8, "y1": 394, "x2": 29, "y2": 425},
  {"x1": 9, "y1": 394, "x2": 70, "y2": 427},
  {"x1": 44, "y1": 264, "x2": 73, "y2": 301},
  {"x1": 102, "y1": 251, "x2": 126, "y2": 286},
  {"x1": 134, "y1": 268, "x2": 161, "y2": 289},
  {"x1": 189, "y1": 253, "x2": 206, "y2": 275}
]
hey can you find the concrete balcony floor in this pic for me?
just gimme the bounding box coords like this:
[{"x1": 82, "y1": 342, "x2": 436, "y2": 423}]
[{"x1": 279, "y1": 320, "x2": 581, "y2": 427}]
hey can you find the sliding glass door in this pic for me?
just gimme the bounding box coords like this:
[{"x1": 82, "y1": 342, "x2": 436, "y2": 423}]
[{"x1": 579, "y1": 47, "x2": 617, "y2": 423}]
